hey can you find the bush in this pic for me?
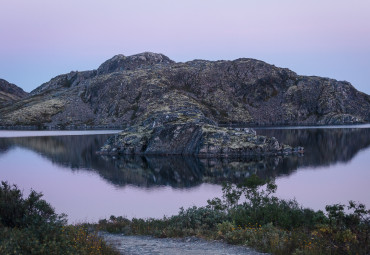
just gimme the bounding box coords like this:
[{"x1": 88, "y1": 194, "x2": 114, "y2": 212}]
[
  {"x1": 0, "y1": 181, "x2": 118, "y2": 255},
  {"x1": 210, "y1": 174, "x2": 370, "y2": 254},
  {"x1": 171, "y1": 206, "x2": 228, "y2": 230},
  {"x1": 97, "y1": 207, "x2": 228, "y2": 238},
  {"x1": 0, "y1": 181, "x2": 66, "y2": 229},
  {"x1": 96, "y1": 174, "x2": 370, "y2": 254}
]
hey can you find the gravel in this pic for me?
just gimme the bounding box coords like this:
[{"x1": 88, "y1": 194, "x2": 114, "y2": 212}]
[{"x1": 101, "y1": 233, "x2": 269, "y2": 255}]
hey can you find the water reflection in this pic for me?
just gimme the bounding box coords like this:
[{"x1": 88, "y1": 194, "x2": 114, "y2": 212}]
[
  {"x1": 255, "y1": 128, "x2": 370, "y2": 166},
  {"x1": 0, "y1": 127, "x2": 369, "y2": 188}
]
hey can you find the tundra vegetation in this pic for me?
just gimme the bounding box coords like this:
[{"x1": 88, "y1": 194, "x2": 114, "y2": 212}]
[
  {"x1": 0, "y1": 181, "x2": 118, "y2": 255},
  {"x1": 96, "y1": 175, "x2": 370, "y2": 255},
  {"x1": 1, "y1": 176, "x2": 369, "y2": 254}
]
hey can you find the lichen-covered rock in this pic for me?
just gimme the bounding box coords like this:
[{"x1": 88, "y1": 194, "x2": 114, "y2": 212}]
[{"x1": 98, "y1": 111, "x2": 303, "y2": 157}]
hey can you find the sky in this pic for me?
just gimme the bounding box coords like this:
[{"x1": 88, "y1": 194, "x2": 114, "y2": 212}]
[{"x1": 0, "y1": 0, "x2": 369, "y2": 94}]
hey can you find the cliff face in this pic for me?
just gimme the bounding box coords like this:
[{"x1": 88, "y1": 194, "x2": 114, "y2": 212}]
[
  {"x1": 0, "y1": 52, "x2": 369, "y2": 128},
  {"x1": 0, "y1": 79, "x2": 28, "y2": 106}
]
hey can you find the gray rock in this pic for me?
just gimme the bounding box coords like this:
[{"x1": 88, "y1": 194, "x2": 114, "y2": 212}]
[
  {"x1": 97, "y1": 52, "x2": 174, "y2": 75},
  {"x1": 1, "y1": 52, "x2": 369, "y2": 129},
  {"x1": 98, "y1": 111, "x2": 302, "y2": 157}
]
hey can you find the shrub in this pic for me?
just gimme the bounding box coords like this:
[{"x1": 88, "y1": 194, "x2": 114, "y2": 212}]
[
  {"x1": 0, "y1": 181, "x2": 118, "y2": 255},
  {"x1": 97, "y1": 206, "x2": 228, "y2": 238},
  {"x1": 213, "y1": 175, "x2": 327, "y2": 230},
  {"x1": 96, "y1": 174, "x2": 370, "y2": 254},
  {"x1": 171, "y1": 206, "x2": 228, "y2": 230},
  {"x1": 212, "y1": 175, "x2": 370, "y2": 254},
  {"x1": 0, "y1": 181, "x2": 65, "y2": 229}
]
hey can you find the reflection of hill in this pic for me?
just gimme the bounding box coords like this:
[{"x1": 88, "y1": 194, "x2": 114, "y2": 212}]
[
  {"x1": 98, "y1": 155, "x2": 296, "y2": 187},
  {"x1": 0, "y1": 141, "x2": 12, "y2": 154},
  {"x1": 0, "y1": 135, "x2": 112, "y2": 170},
  {"x1": 256, "y1": 128, "x2": 370, "y2": 167},
  {"x1": 0, "y1": 128, "x2": 369, "y2": 187}
]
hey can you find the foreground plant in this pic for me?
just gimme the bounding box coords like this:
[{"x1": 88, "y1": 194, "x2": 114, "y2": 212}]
[
  {"x1": 0, "y1": 181, "x2": 118, "y2": 255},
  {"x1": 97, "y1": 175, "x2": 370, "y2": 254}
]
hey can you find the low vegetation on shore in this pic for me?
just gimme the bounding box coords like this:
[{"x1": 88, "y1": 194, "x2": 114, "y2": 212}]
[
  {"x1": 1, "y1": 176, "x2": 369, "y2": 254},
  {"x1": 95, "y1": 175, "x2": 370, "y2": 255},
  {"x1": 0, "y1": 181, "x2": 118, "y2": 255}
]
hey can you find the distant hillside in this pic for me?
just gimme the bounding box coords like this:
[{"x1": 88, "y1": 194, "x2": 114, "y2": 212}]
[
  {"x1": 0, "y1": 52, "x2": 369, "y2": 128},
  {"x1": 0, "y1": 79, "x2": 28, "y2": 106}
]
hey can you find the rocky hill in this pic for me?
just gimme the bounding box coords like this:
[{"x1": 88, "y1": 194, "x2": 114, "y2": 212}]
[
  {"x1": 0, "y1": 52, "x2": 369, "y2": 129},
  {"x1": 0, "y1": 79, "x2": 28, "y2": 106}
]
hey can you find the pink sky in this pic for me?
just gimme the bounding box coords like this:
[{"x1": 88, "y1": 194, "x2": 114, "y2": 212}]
[{"x1": 0, "y1": 0, "x2": 369, "y2": 94}]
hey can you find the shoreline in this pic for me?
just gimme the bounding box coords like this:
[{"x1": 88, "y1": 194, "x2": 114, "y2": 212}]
[{"x1": 1, "y1": 122, "x2": 369, "y2": 131}]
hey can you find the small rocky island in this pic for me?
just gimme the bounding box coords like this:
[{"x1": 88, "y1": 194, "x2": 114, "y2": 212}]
[{"x1": 98, "y1": 110, "x2": 303, "y2": 156}]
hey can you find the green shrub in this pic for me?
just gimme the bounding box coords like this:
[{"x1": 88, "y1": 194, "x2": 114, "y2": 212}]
[
  {"x1": 212, "y1": 175, "x2": 370, "y2": 254},
  {"x1": 0, "y1": 181, "x2": 65, "y2": 229},
  {"x1": 96, "y1": 174, "x2": 370, "y2": 254},
  {"x1": 171, "y1": 206, "x2": 228, "y2": 230},
  {"x1": 97, "y1": 206, "x2": 228, "y2": 238},
  {"x1": 0, "y1": 181, "x2": 118, "y2": 255},
  {"x1": 211, "y1": 175, "x2": 327, "y2": 230}
]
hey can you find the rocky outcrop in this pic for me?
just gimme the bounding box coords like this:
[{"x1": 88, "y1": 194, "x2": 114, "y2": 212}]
[
  {"x1": 30, "y1": 70, "x2": 97, "y2": 96},
  {"x1": 98, "y1": 110, "x2": 302, "y2": 156},
  {"x1": 0, "y1": 79, "x2": 28, "y2": 106},
  {"x1": 0, "y1": 52, "x2": 369, "y2": 129},
  {"x1": 97, "y1": 52, "x2": 174, "y2": 75}
]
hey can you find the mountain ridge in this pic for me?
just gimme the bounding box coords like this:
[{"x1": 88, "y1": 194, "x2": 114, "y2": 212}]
[
  {"x1": 0, "y1": 79, "x2": 28, "y2": 106},
  {"x1": 0, "y1": 52, "x2": 369, "y2": 129}
]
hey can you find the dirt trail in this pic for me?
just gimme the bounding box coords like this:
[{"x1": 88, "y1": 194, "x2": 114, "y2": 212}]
[{"x1": 101, "y1": 233, "x2": 269, "y2": 255}]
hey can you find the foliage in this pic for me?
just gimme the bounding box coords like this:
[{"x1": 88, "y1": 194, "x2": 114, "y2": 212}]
[
  {"x1": 0, "y1": 181, "x2": 118, "y2": 255},
  {"x1": 96, "y1": 207, "x2": 228, "y2": 238},
  {"x1": 0, "y1": 181, "x2": 65, "y2": 228},
  {"x1": 212, "y1": 175, "x2": 370, "y2": 254},
  {"x1": 209, "y1": 175, "x2": 328, "y2": 230},
  {"x1": 96, "y1": 174, "x2": 370, "y2": 254}
]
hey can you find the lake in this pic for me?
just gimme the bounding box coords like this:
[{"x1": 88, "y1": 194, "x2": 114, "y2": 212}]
[{"x1": 0, "y1": 126, "x2": 369, "y2": 223}]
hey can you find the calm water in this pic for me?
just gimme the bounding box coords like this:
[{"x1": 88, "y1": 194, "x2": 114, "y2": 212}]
[{"x1": 0, "y1": 127, "x2": 369, "y2": 223}]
